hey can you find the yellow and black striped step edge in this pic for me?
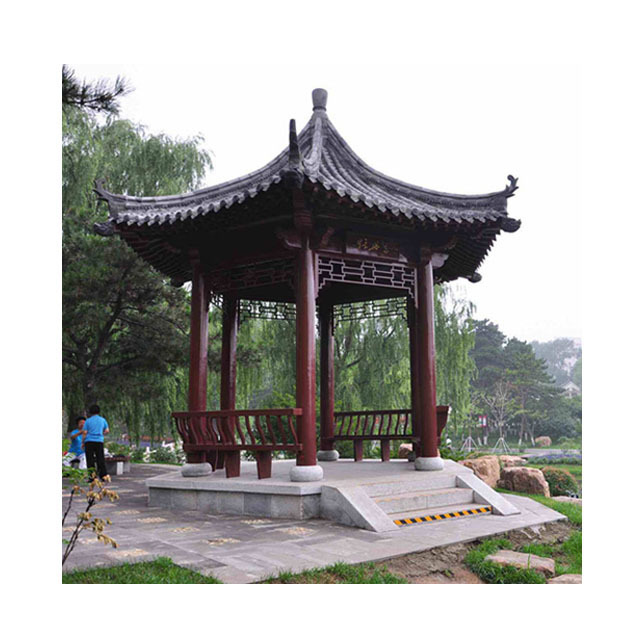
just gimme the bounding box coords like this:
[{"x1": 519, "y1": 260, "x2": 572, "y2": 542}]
[{"x1": 393, "y1": 506, "x2": 492, "y2": 527}]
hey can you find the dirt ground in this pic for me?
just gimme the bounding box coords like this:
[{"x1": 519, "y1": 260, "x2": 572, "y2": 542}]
[{"x1": 375, "y1": 520, "x2": 574, "y2": 584}]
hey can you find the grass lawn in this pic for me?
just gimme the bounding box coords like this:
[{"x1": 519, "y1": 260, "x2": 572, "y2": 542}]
[
  {"x1": 62, "y1": 557, "x2": 222, "y2": 584},
  {"x1": 528, "y1": 462, "x2": 582, "y2": 485},
  {"x1": 261, "y1": 562, "x2": 407, "y2": 584}
]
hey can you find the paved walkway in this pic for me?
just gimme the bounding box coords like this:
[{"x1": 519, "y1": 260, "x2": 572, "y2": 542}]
[{"x1": 62, "y1": 464, "x2": 565, "y2": 583}]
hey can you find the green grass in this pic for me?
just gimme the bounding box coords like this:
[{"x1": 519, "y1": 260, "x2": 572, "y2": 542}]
[
  {"x1": 62, "y1": 556, "x2": 223, "y2": 584},
  {"x1": 262, "y1": 561, "x2": 407, "y2": 584},
  {"x1": 496, "y1": 489, "x2": 582, "y2": 525},
  {"x1": 464, "y1": 538, "x2": 546, "y2": 584},
  {"x1": 528, "y1": 463, "x2": 582, "y2": 482}
]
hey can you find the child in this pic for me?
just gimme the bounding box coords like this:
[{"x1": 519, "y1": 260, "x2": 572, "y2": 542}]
[{"x1": 67, "y1": 416, "x2": 87, "y2": 469}]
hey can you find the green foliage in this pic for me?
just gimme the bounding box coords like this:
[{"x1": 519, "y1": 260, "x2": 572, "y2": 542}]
[
  {"x1": 62, "y1": 556, "x2": 223, "y2": 584},
  {"x1": 105, "y1": 442, "x2": 129, "y2": 456},
  {"x1": 497, "y1": 489, "x2": 582, "y2": 525},
  {"x1": 62, "y1": 83, "x2": 212, "y2": 436},
  {"x1": 439, "y1": 443, "x2": 466, "y2": 461},
  {"x1": 464, "y1": 538, "x2": 546, "y2": 584},
  {"x1": 434, "y1": 287, "x2": 476, "y2": 431},
  {"x1": 62, "y1": 65, "x2": 132, "y2": 116},
  {"x1": 559, "y1": 531, "x2": 582, "y2": 575},
  {"x1": 62, "y1": 438, "x2": 70, "y2": 454},
  {"x1": 129, "y1": 448, "x2": 146, "y2": 463},
  {"x1": 148, "y1": 447, "x2": 181, "y2": 465},
  {"x1": 542, "y1": 467, "x2": 579, "y2": 496},
  {"x1": 262, "y1": 561, "x2": 407, "y2": 584}
]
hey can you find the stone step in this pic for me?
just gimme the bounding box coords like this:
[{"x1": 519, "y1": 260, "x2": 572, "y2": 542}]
[
  {"x1": 374, "y1": 487, "x2": 475, "y2": 514},
  {"x1": 362, "y1": 473, "x2": 458, "y2": 498},
  {"x1": 389, "y1": 503, "x2": 492, "y2": 526}
]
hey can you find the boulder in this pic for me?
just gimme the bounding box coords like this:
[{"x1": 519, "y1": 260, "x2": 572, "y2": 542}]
[
  {"x1": 548, "y1": 574, "x2": 582, "y2": 584},
  {"x1": 498, "y1": 467, "x2": 551, "y2": 497},
  {"x1": 535, "y1": 436, "x2": 552, "y2": 447},
  {"x1": 485, "y1": 550, "x2": 555, "y2": 577},
  {"x1": 498, "y1": 455, "x2": 526, "y2": 467},
  {"x1": 398, "y1": 443, "x2": 413, "y2": 459},
  {"x1": 460, "y1": 456, "x2": 500, "y2": 488}
]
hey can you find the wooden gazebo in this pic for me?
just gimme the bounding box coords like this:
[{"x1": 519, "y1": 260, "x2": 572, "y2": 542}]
[{"x1": 95, "y1": 89, "x2": 520, "y2": 482}]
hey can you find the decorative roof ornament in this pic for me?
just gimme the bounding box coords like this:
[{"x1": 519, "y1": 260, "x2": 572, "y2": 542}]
[
  {"x1": 312, "y1": 88, "x2": 328, "y2": 111},
  {"x1": 284, "y1": 119, "x2": 304, "y2": 188},
  {"x1": 505, "y1": 175, "x2": 519, "y2": 197}
]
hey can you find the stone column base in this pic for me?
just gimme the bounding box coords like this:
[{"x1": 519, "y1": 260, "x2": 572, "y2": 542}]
[
  {"x1": 317, "y1": 449, "x2": 340, "y2": 461},
  {"x1": 415, "y1": 456, "x2": 444, "y2": 471},
  {"x1": 290, "y1": 464, "x2": 324, "y2": 482},
  {"x1": 181, "y1": 462, "x2": 212, "y2": 477}
]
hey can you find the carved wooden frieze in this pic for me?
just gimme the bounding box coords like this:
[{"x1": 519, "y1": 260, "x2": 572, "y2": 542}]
[
  {"x1": 317, "y1": 255, "x2": 416, "y2": 300},
  {"x1": 207, "y1": 258, "x2": 295, "y2": 296}
]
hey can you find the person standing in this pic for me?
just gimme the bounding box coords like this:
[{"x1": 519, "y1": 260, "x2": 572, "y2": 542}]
[{"x1": 83, "y1": 404, "x2": 110, "y2": 480}]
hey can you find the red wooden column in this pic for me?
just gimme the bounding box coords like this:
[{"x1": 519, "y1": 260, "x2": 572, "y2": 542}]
[
  {"x1": 415, "y1": 253, "x2": 444, "y2": 471},
  {"x1": 318, "y1": 302, "x2": 339, "y2": 461},
  {"x1": 290, "y1": 232, "x2": 323, "y2": 481},
  {"x1": 219, "y1": 294, "x2": 238, "y2": 473},
  {"x1": 408, "y1": 299, "x2": 421, "y2": 461},
  {"x1": 183, "y1": 258, "x2": 212, "y2": 476}
]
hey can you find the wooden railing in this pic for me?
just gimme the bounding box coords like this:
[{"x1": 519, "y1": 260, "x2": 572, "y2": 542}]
[
  {"x1": 332, "y1": 406, "x2": 450, "y2": 461},
  {"x1": 172, "y1": 408, "x2": 303, "y2": 479},
  {"x1": 173, "y1": 408, "x2": 303, "y2": 450},
  {"x1": 334, "y1": 409, "x2": 413, "y2": 438}
]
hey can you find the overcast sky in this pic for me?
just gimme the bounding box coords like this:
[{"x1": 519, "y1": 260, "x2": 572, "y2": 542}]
[{"x1": 73, "y1": 64, "x2": 581, "y2": 343}]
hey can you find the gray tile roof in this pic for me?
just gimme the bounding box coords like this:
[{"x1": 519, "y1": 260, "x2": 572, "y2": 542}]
[{"x1": 95, "y1": 89, "x2": 520, "y2": 232}]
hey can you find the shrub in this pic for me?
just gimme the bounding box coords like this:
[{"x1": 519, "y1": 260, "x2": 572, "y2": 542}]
[
  {"x1": 542, "y1": 467, "x2": 579, "y2": 496},
  {"x1": 149, "y1": 446, "x2": 179, "y2": 465},
  {"x1": 130, "y1": 448, "x2": 146, "y2": 463},
  {"x1": 105, "y1": 442, "x2": 130, "y2": 457},
  {"x1": 439, "y1": 444, "x2": 466, "y2": 461}
]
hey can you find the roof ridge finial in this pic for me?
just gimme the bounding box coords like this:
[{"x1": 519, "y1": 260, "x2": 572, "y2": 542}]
[
  {"x1": 312, "y1": 88, "x2": 328, "y2": 112},
  {"x1": 288, "y1": 119, "x2": 301, "y2": 167}
]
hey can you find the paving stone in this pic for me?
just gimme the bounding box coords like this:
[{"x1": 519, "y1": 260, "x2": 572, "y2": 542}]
[{"x1": 548, "y1": 573, "x2": 582, "y2": 584}]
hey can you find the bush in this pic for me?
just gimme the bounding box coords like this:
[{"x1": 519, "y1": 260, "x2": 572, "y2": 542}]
[
  {"x1": 542, "y1": 467, "x2": 579, "y2": 496},
  {"x1": 149, "y1": 446, "x2": 180, "y2": 465},
  {"x1": 130, "y1": 448, "x2": 146, "y2": 463},
  {"x1": 105, "y1": 442, "x2": 130, "y2": 457},
  {"x1": 439, "y1": 444, "x2": 466, "y2": 461}
]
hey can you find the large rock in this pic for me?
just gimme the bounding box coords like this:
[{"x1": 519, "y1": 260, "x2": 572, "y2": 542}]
[
  {"x1": 498, "y1": 455, "x2": 527, "y2": 467},
  {"x1": 498, "y1": 467, "x2": 551, "y2": 497},
  {"x1": 460, "y1": 456, "x2": 500, "y2": 488},
  {"x1": 535, "y1": 436, "x2": 552, "y2": 447},
  {"x1": 398, "y1": 443, "x2": 413, "y2": 459},
  {"x1": 485, "y1": 550, "x2": 555, "y2": 577},
  {"x1": 548, "y1": 574, "x2": 582, "y2": 584}
]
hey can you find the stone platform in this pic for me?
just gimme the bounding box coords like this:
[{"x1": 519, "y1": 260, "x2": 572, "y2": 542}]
[
  {"x1": 147, "y1": 459, "x2": 520, "y2": 531},
  {"x1": 63, "y1": 464, "x2": 568, "y2": 583}
]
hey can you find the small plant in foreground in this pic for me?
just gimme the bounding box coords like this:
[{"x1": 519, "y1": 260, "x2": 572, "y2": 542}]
[{"x1": 62, "y1": 471, "x2": 120, "y2": 566}]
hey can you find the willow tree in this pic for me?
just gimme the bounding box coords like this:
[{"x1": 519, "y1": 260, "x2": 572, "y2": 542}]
[
  {"x1": 434, "y1": 286, "x2": 476, "y2": 433},
  {"x1": 62, "y1": 104, "x2": 212, "y2": 429}
]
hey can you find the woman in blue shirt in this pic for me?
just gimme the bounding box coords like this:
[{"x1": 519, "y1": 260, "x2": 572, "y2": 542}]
[{"x1": 82, "y1": 404, "x2": 110, "y2": 480}]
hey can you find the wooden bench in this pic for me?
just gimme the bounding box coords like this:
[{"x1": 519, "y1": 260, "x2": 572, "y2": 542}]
[
  {"x1": 331, "y1": 406, "x2": 450, "y2": 461},
  {"x1": 172, "y1": 408, "x2": 303, "y2": 479}
]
